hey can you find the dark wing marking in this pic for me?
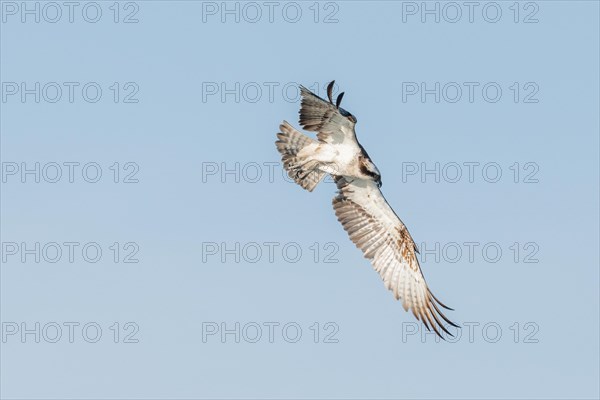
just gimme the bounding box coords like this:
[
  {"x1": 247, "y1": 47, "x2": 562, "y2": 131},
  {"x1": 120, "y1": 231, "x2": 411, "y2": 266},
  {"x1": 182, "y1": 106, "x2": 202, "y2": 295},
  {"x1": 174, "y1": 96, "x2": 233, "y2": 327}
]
[
  {"x1": 332, "y1": 176, "x2": 458, "y2": 339},
  {"x1": 298, "y1": 82, "x2": 357, "y2": 144}
]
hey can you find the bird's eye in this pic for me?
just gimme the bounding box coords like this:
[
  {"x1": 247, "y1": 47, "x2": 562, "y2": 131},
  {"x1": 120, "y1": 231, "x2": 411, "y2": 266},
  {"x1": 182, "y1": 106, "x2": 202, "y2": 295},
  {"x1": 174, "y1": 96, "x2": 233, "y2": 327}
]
[{"x1": 347, "y1": 115, "x2": 357, "y2": 123}]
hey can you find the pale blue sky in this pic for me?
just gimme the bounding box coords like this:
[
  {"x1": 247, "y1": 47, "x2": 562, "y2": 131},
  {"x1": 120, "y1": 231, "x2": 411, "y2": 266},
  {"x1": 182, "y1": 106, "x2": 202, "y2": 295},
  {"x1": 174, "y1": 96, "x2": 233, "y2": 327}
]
[{"x1": 1, "y1": 1, "x2": 599, "y2": 399}]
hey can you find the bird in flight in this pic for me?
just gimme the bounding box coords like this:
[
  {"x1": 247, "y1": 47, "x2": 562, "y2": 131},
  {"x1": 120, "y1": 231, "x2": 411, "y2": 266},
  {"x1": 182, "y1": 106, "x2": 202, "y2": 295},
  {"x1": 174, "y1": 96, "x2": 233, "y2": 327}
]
[{"x1": 275, "y1": 81, "x2": 458, "y2": 338}]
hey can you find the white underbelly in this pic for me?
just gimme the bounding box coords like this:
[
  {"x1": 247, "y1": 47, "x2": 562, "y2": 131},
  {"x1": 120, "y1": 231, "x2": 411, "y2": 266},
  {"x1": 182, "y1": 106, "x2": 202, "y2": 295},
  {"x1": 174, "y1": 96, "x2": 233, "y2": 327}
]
[{"x1": 307, "y1": 142, "x2": 362, "y2": 177}]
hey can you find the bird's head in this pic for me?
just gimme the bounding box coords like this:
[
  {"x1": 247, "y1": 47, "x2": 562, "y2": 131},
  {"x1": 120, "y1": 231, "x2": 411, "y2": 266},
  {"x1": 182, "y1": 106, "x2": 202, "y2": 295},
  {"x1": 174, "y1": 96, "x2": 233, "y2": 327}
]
[{"x1": 359, "y1": 155, "x2": 382, "y2": 188}]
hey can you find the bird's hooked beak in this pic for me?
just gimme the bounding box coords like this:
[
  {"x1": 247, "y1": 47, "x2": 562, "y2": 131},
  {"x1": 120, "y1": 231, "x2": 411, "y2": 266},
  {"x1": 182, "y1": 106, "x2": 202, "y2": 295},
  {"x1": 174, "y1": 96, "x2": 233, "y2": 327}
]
[
  {"x1": 371, "y1": 164, "x2": 382, "y2": 188},
  {"x1": 359, "y1": 155, "x2": 382, "y2": 188},
  {"x1": 368, "y1": 163, "x2": 382, "y2": 188}
]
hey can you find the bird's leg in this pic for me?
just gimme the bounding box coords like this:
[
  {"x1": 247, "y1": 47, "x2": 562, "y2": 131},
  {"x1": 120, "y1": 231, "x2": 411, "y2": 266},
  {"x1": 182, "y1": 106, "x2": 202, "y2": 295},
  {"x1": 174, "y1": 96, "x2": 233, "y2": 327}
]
[
  {"x1": 292, "y1": 158, "x2": 319, "y2": 174},
  {"x1": 290, "y1": 158, "x2": 320, "y2": 179}
]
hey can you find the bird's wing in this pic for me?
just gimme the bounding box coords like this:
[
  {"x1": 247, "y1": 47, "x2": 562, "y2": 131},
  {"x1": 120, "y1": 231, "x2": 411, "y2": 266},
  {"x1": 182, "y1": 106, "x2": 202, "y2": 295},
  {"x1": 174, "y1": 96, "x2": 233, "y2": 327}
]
[
  {"x1": 299, "y1": 83, "x2": 357, "y2": 145},
  {"x1": 332, "y1": 176, "x2": 458, "y2": 338}
]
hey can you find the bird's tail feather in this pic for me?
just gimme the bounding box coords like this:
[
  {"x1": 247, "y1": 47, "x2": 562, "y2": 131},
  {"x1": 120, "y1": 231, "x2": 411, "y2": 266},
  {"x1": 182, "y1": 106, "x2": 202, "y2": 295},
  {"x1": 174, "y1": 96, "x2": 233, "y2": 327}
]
[{"x1": 275, "y1": 121, "x2": 326, "y2": 192}]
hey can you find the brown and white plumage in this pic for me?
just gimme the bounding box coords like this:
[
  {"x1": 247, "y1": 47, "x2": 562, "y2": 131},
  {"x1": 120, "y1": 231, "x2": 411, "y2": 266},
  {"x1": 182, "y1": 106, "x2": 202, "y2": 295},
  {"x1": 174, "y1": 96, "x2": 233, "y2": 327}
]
[
  {"x1": 299, "y1": 83, "x2": 357, "y2": 145},
  {"x1": 275, "y1": 81, "x2": 457, "y2": 338},
  {"x1": 333, "y1": 176, "x2": 458, "y2": 338},
  {"x1": 275, "y1": 121, "x2": 326, "y2": 192}
]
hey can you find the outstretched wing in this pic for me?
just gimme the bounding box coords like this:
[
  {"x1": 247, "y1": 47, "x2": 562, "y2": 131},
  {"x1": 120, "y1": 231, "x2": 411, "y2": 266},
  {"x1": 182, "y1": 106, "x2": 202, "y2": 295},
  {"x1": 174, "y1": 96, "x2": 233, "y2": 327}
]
[
  {"x1": 299, "y1": 81, "x2": 357, "y2": 145},
  {"x1": 332, "y1": 176, "x2": 458, "y2": 338}
]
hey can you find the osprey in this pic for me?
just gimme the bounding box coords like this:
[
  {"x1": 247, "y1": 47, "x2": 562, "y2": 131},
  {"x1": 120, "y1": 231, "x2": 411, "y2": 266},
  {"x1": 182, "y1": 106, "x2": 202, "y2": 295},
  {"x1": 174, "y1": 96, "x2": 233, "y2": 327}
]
[{"x1": 275, "y1": 81, "x2": 458, "y2": 338}]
